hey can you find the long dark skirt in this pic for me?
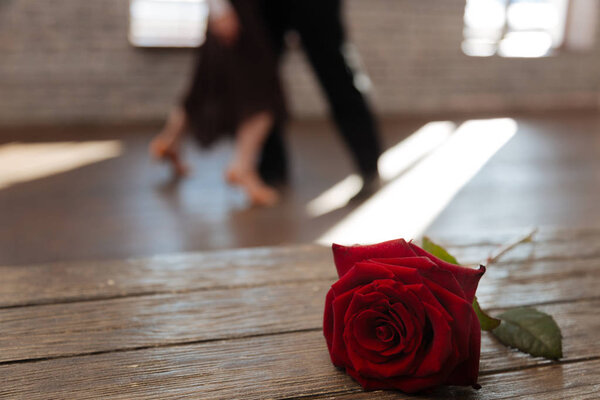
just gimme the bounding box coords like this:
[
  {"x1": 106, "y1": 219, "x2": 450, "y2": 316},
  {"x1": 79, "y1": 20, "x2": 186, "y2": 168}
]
[{"x1": 182, "y1": 0, "x2": 286, "y2": 148}]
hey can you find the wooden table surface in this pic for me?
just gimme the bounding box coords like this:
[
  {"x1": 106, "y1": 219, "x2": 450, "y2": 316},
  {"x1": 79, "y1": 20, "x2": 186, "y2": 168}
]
[{"x1": 2, "y1": 228, "x2": 600, "y2": 399}]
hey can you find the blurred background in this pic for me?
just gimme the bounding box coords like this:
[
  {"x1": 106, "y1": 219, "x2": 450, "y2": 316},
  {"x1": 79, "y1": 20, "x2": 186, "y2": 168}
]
[{"x1": 2, "y1": 0, "x2": 600, "y2": 266}]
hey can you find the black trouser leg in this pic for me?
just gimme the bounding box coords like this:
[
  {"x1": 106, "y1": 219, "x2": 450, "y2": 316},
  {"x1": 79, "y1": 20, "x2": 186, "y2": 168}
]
[
  {"x1": 257, "y1": 0, "x2": 291, "y2": 184},
  {"x1": 292, "y1": 0, "x2": 381, "y2": 177}
]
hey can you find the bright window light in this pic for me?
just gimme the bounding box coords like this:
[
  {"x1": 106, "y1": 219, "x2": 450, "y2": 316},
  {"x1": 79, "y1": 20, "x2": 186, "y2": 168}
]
[
  {"x1": 498, "y1": 31, "x2": 554, "y2": 58},
  {"x1": 129, "y1": 0, "x2": 208, "y2": 47},
  {"x1": 462, "y1": 0, "x2": 569, "y2": 58}
]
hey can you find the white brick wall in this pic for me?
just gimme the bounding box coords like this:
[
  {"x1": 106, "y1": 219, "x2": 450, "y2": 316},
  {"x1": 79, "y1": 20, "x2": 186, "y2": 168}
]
[{"x1": 1, "y1": 0, "x2": 599, "y2": 125}]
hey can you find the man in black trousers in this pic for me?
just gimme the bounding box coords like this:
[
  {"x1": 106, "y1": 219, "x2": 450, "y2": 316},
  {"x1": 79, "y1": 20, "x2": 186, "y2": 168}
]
[{"x1": 258, "y1": 0, "x2": 382, "y2": 194}]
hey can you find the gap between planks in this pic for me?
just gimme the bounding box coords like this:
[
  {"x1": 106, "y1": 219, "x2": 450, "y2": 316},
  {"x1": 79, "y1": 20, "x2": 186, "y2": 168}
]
[
  {"x1": 0, "y1": 327, "x2": 321, "y2": 367},
  {"x1": 0, "y1": 276, "x2": 335, "y2": 310},
  {"x1": 4, "y1": 250, "x2": 600, "y2": 310},
  {"x1": 4, "y1": 227, "x2": 600, "y2": 309},
  {"x1": 2, "y1": 330, "x2": 599, "y2": 400},
  {"x1": 3, "y1": 297, "x2": 598, "y2": 368},
  {"x1": 296, "y1": 357, "x2": 600, "y2": 400},
  {"x1": 2, "y1": 267, "x2": 598, "y2": 363}
]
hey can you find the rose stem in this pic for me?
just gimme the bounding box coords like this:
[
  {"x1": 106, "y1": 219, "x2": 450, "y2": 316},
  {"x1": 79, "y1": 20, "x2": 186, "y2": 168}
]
[{"x1": 485, "y1": 228, "x2": 539, "y2": 265}]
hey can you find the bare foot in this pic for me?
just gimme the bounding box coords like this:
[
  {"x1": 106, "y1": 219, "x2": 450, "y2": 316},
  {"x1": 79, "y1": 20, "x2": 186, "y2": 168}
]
[
  {"x1": 150, "y1": 135, "x2": 189, "y2": 178},
  {"x1": 225, "y1": 167, "x2": 279, "y2": 207}
]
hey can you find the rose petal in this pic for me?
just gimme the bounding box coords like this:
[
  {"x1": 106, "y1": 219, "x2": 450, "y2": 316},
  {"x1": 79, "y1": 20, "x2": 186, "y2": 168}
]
[
  {"x1": 418, "y1": 265, "x2": 466, "y2": 299},
  {"x1": 343, "y1": 288, "x2": 423, "y2": 376},
  {"x1": 332, "y1": 262, "x2": 395, "y2": 296},
  {"x1": 329, "y1": 290, "x2": 356, "y2": 366},
  {"x1": 323, "y1": 289, "x2": 335, "y2": 349},
  {"x1": 344, "y1": 290, "x2": 388, "y2": 324},
  {"x1": 341, "y1": 290, "x2": 398, "y2": 365},
  {"x1": 348, "y1": 289, "x2": 431, "y2": 379},
  {"x1": 332, "y1": 239, "x2": 416, "y2": 278},
  {"x1": 387, "y1": 302, "x2": 421, "y2": 353},
  {"x1": 421, "y1": 277, "x2": 473, "y2": 364},
  {"x1": 345, "y1": 326, "x2": 420, "y2": 378},
  {"x1": 352, "y1": 310, "x2": 398, "y2": 353},
  {"x1": 368, "y1": 258, "x2": 431, "y2": 285},
  {"x1": 376, "y1": 324, "x2": 396, "y2": 343},
  {"x1": 414, "y1": 302, "x2": 453, "y2": 377},
  {"x1": 409, "y1": 242, "x2": 485, "y2": 303},
  {"x1": 370, "y1": 256, "x2": 438, "y2": 270},
  {"x1": 445, "y1": 308, "x2": 481, "y2": 386},
  {"x1": 405, "y1": 284, "x2": 453, "y2": 322},
  {"x1": 345, "y1": 318, "x2": 391, "y2": 365}
]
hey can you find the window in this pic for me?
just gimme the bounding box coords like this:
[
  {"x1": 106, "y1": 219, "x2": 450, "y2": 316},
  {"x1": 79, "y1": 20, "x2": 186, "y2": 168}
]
[
  {"x1": 462, "y1": 0, "x2": 570, "y2": 57},
  {"x1": 129, "y1": 0, "x2": 208, "y2": 47}
]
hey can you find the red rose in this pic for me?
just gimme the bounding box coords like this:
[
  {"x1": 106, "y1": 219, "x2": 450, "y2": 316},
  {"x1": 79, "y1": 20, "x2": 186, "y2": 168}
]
[{"x1": 323, "y1": 239, "x2": 485, "y2": 393}]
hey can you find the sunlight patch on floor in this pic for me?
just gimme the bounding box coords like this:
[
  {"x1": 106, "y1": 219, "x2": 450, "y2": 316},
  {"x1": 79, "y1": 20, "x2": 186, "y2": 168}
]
[
  {"x1": 378, "y1": 121, "x2": 456, "y2": 181},
  {"x1": 306, "y1": 121, "x2": 456, "y2": 218},
  {"x1": 0, "y1": 141, "x2": 123, "y2": 190},
  {"x1": 306, "y1": 174, "x2": 363, "y2": 218},
  {"x1": 316, "y1": 118, "x2": 518, "y2": 245}
]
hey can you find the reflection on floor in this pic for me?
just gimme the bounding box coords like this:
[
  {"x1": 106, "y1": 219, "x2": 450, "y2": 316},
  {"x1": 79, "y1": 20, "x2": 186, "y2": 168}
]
[{"x1": 2, "y1": 112, "x2": 600, "y2": 265}]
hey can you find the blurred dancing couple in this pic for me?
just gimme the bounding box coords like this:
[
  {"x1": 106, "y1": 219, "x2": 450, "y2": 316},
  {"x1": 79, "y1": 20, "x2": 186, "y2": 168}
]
[{"x1": 150, "y1": 0, "x2": 382, "y2": 207}]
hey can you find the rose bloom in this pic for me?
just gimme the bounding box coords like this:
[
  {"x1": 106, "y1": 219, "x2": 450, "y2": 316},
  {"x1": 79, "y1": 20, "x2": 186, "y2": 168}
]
[{"x1": 323, "y1": 239, "x2": 485, "y2": 393}]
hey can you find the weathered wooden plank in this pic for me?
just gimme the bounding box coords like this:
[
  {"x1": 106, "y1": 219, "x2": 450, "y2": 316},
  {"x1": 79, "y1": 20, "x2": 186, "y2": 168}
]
[
  {"x1": 307, "y1": 360, "x2": 600, "y2": 399},
  {"x1": 3, "y1": 229, "x2": 600, "y2": 308},
  {"x1": 434, "y1": 225, "x2": 600, "y2": 247},
  {"x1": 0, "y1": 331, "x2": 341, "y2": 400},
  {"x1": 1, "y1": 328, "x2": 598, "y2": 400},
  {"x1": 476, "y1": 258, "x2": 600, "y2": 308},
  {"x1": 448, "y1": 235, "x2": 600, "y2": 266},
  {"x1": 0, "y1": 281, "x2": 330, "y2": 362},
  {"x1": 0, "y1": 245, "x2": 333, "y2": 308},
  {"x1": 2, "y1": 256, "x2": 599, "y2": 362},
  {"x1": 1, "y1": 264, "x2": 598, "y2": 371}
]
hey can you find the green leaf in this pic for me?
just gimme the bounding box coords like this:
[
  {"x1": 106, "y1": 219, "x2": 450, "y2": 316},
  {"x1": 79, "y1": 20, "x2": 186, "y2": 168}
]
[
  {"x1": 473, "y1": 296, "x2": 501, "y2": 331},
  {"x1": 422, "y1": 237, "x2": 459, "y2": 265},
  {"x1": 492, "y1": 307, "x2": 563, "y2": 360}
]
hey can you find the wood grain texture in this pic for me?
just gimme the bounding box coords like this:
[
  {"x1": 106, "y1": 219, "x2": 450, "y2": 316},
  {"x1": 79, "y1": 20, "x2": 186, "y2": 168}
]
[
  {"x1": 448, "y1": 232, "x2": 600, "y2": 266},
  {"x1": 440, "y1": 225, "x2": 600, "y2": 245},
  {"x1": 2, "y1": 231, "x2": 599, "y2": 399},
  {"x1": 2, "y1": 330, "x2": 599, "y2": 400},
  {"x1": 476, "y1": 258, "x2": 600, "y2": 308},
  {"x1": 2, "y1": 253, "x2": 599, "y2": 362},
  {"x1": 2, "y1": 287, "x2": 598, "y2": 371},
  {"x1": 0, "y1": 331, "x2": 346, "y2": 400},
  {"x1": 0, "y1": 281, "x2": 330, "y2": 362},
  {"x1": 307, "y1": 360, "x2": 600, "y2": 399},
  {"x1": 4, "y1": 226, "x2": 600, "y2": 308},
  {"x1": 3, "y1": 247, "x2": 597, "y2": 314},
  {"x1": 0, "y1": 245, "x2": 333, "y2": 308}
]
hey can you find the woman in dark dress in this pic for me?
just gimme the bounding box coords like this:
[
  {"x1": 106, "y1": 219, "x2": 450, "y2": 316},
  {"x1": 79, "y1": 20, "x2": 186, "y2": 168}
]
[{"x1": 150, "y1": 0, "x2": 285, "y2": 206}]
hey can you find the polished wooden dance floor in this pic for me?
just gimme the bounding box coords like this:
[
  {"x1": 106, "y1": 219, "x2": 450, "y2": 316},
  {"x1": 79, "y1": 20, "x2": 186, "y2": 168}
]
[{"x1": 2, "y1": 112, "x2": 600, "y2": 266}]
